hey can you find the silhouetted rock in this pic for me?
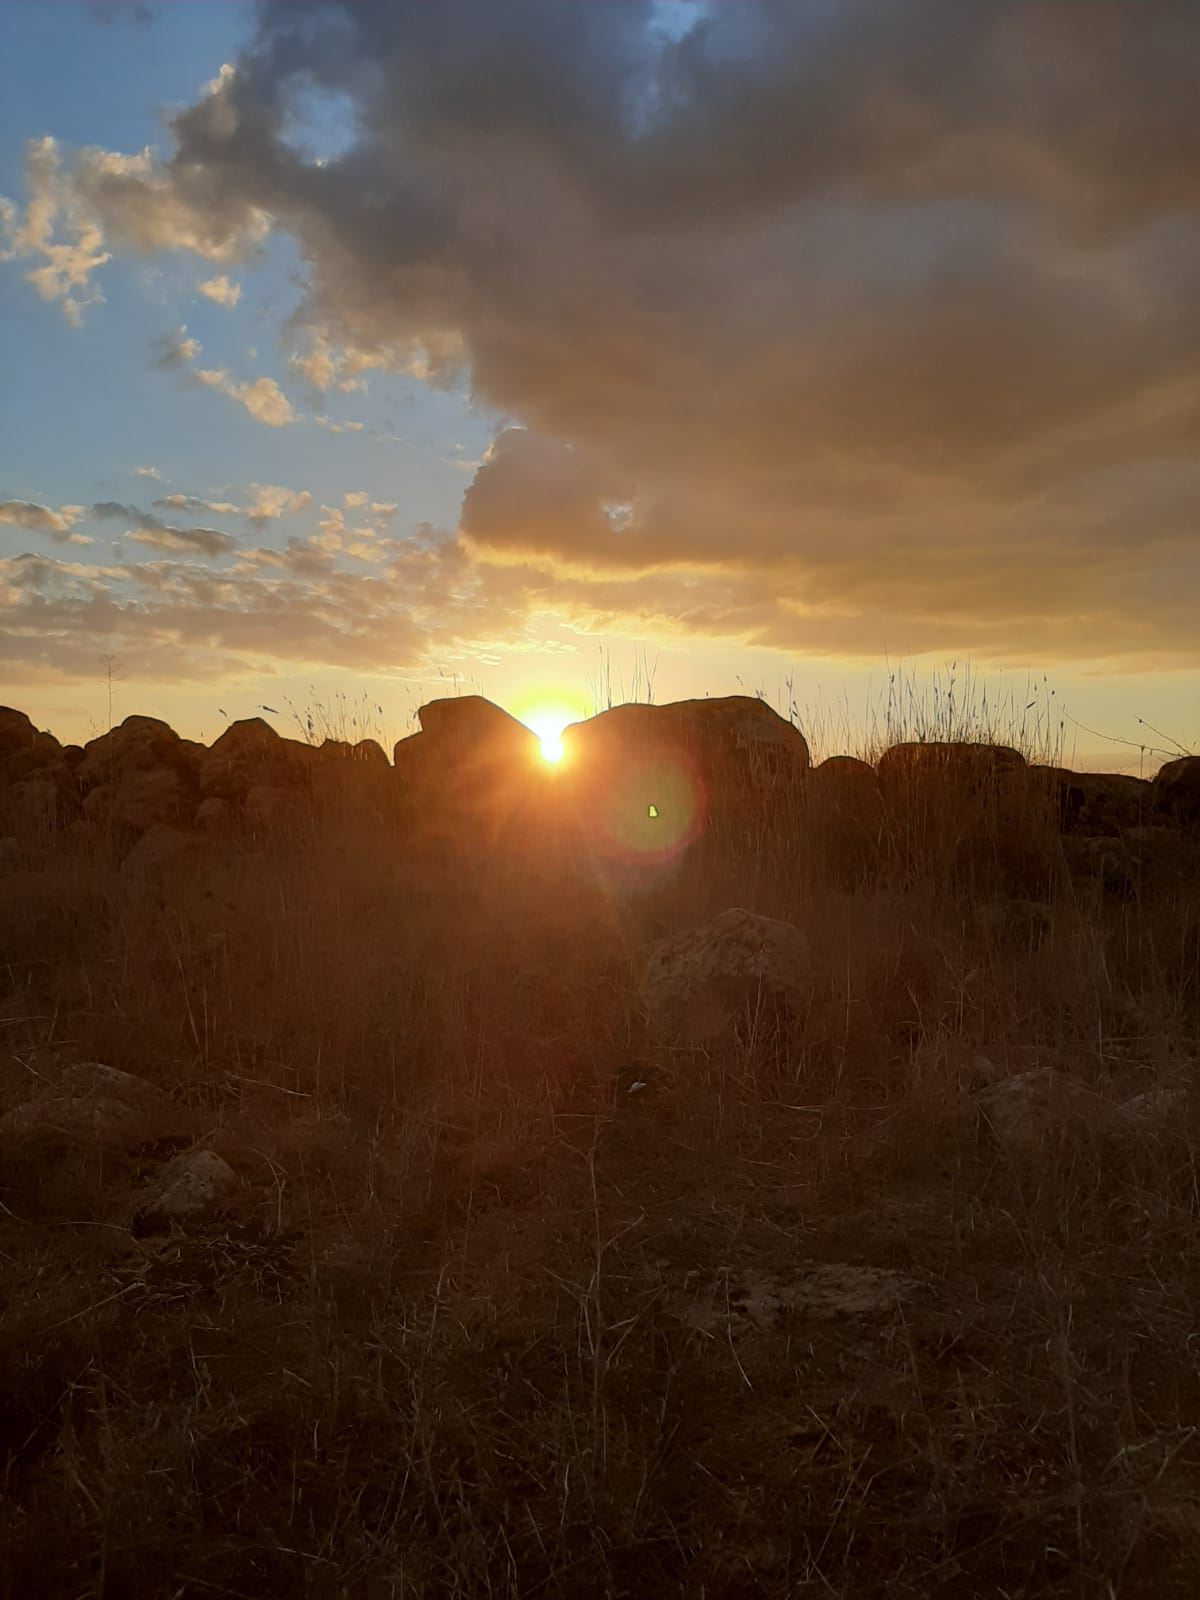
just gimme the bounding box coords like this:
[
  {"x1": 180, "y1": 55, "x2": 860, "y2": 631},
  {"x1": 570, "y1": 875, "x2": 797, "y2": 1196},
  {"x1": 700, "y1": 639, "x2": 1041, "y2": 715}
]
[
  {"x1": 0, "y1": 836, "x2": 20, "y2": 873},
  {"x1": 641, "y1": 907, "x2": 811, "y2": 1045},
  {"x1": 1032, "y1": 766, "x2": 1153, "y2": 835},
  {"x1": 877, "y1": 741, "x2": 1026, "y2": 794},
  {"x1": 1154, "y1": 755, "x2": 1200, "y2": 826},
  {"x1": 200, "y1": 717, "x2": 316, "y2": 800},
  {"x1": 244, "y1": 783, "x2": 301, "y2": 830},
  {"x1": 84, "y1": 766, "x2": 193, "y2": 832},
  {"x1": 561, "y1": 697, "x2": 809, "y2": 866},
  {"x1": 78, "y1": 715, "x2": 190, "y2": 785}
]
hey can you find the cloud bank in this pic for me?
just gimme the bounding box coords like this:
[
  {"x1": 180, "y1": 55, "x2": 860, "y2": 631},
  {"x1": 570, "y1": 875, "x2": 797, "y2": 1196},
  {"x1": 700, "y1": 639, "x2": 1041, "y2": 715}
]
[{"x1": 4, "y1": 0, "x2": 1200, "y2": 678}]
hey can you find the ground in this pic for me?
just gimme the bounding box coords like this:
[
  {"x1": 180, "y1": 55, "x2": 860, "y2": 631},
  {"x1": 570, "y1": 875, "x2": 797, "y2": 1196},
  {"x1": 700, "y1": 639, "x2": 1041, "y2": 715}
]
[{"x1": 1, "y1": 758, "x2": 1198, "y2": 1598}]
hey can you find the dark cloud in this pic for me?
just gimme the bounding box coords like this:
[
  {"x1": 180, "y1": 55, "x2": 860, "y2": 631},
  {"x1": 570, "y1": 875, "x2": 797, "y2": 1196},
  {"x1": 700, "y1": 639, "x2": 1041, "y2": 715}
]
[
  {"x1": 7, "y1": 1, "x2": 1200, "y2": 666},
  {"x1": 88, "y1": 500, "x2": 237, "y2": 559}
]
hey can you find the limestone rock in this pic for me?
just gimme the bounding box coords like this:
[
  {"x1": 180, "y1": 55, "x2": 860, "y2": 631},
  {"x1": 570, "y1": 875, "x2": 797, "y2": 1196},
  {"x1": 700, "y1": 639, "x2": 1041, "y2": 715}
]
[
  {"x1": 134, "y1": 1149, "x2": 238, "y2": 1232},
  {"x1": 976, "y1": 1069, "x2": 1121, "y2": 1151},
  {"x1": 641, "y1": 907, "x2": 811, "y2": 1045}
]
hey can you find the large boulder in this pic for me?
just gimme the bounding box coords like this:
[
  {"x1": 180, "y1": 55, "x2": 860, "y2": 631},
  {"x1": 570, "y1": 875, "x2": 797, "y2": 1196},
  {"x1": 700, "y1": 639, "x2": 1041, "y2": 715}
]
[
  {"x1": 560, "y1": 697, "x2": 809, "y2": 864},
  {"x1": 640, "y1": 907, "x2": 812, "y2": 1046},
  {"x1": 199, "y1": 717, "x2": 317, "y2": 801},
  {"x1": 393, "y1": 697, "x2": 542, "y2": 847},
  {"x1": 0, "y1": 707, "x2": 40, "y2": 756},
  {"x1": 77, "y1": 715, "x2": 192, "y2": 786},
  {"x1": 83, "y1": 765, "x2": 193, "y2": 832},
  {"x1": 0, "y1": 708, "x2": 63, "y2": 785},
  {"x1": 877, "y1": 742, "x2": 1026, "y2": 796},
  {"x1": 1154, "y1": 756, "x2": 1200, "y2": 827},
  {"x1": 1031, "y1": 766, "x2": 1154, "y2": 835}
]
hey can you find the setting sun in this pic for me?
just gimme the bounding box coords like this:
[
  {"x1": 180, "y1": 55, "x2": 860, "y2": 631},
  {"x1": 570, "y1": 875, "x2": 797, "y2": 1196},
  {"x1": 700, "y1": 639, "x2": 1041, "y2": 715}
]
[{"x1": 512, "y1": 693, "x2": 586, "y2": 768}]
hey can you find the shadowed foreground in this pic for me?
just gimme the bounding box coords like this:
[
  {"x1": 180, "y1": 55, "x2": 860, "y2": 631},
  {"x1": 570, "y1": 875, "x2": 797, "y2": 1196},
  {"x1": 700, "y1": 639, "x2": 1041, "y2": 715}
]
[{"x1": 2, "y1": 698, "x2": 1199, "y2": 1597}]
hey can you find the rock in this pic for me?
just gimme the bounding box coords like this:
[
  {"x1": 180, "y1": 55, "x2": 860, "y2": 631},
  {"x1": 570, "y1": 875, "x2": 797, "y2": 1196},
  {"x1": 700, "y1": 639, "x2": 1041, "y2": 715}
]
[
  {"x1": 0, "y1": 1060, "x2": 186, "y2": 1152},
  {"x1": 0, "y1": 835, "x2": 20, "y2": 873},
  {"x1": 77, "y1": 715, "x2": 191, "y2": 787},
  {"x1": 976, "y1": 1069, "x2": 1120, "y2": 1151},
  {"x1": 1121, "y1": 1086, "x2": 1187, "y2": 1126},
  {"x1": 194, "y1": 796, "x2": 232, "y2": 830},
  {"x1": 2, "y1": 774, "x2": 66, "y2": 832},
  {"x1": 561, "y1": 698, "x2": 809, "y2": 866},
  {"x1": 0, "y1": 706, "x2": 40, "y2": 755},
  {"x1": 877, "y1": 742, "x2": 1026, "y2": 796},
  {"x1": 1032, "y1": 766, "x2": 1154, "y2": 835},
  {"x1": 244, "y1": 783, "x2": 301, "y2": 830},
  {"x1": 674, "y1": 1262, "x2": 914, "y2": 1336},
  {"x1": 122, "y1": 823, "x2": 197, "y2": 877},
  {"x1": 416, "y1": 694, "x2": 538, "y2": 758},
  {"x1": 200, "y1": 718, "x2": 316, "y2": 800},
  {"x1": 641, "y1": 907, "x2": 811, "y2": 1045},
  {"x1": 1154, "y1": 755, "x2": 1200, "y2": 827},
  {"x1": 83, "y1": 764, "x2": 192, "y2": 832},
  {"x1": 133, "y1": 1149, "x2": 238, "y2": 1233}
]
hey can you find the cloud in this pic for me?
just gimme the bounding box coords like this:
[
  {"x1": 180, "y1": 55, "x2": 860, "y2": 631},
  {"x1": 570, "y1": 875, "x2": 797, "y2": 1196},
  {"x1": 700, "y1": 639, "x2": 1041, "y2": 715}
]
[
  {"x1": 0, "y1": 529, "x2": 534, "y2": 687},
  {"x1": 243, "y1": 483, "x2": 312, "y2": 528},
  {"x1": 156, "y1": 326, "x2": 201, "y2": 367},
  {"x1": 8, "y1": 3, "x2": 1200, "y2": 665},
  {"x1": 133, "y1": 465, "x2": 162, "y2": 481},
  {"x1": 0, "y1": 499, "x2": 91, "y2": 546},
  {"x1": 155, "y1": 492, "x2": 240, "y2": 516},
  {"x1": 126, "y1": 525, "x2": 236, "y2": 558},
  {"x1": 88, "y1": 500, "x2": 237, "y2": 560},
  {"x1": 194, "y1": 368, "x2": 297, "y2": 426},
  {"x1": 196, "y1": 272, "x2": 242, "y2": 308},
  {"x1": 344, "y1": 490, "x2": 369, "y2": 507}
]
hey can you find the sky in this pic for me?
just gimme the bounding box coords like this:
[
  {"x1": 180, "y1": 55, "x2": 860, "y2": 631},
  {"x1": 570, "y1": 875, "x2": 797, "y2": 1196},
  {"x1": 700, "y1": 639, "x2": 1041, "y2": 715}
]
[{"x1": 1, "y1": 0, "x2": 1198, "y2": 769}]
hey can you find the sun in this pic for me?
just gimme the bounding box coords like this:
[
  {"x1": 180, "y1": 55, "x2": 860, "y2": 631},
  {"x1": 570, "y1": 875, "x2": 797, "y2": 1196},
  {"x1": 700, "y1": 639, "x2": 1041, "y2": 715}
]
[{"x1": 519, "y1": 703, "x2": 575, "y2": 767}]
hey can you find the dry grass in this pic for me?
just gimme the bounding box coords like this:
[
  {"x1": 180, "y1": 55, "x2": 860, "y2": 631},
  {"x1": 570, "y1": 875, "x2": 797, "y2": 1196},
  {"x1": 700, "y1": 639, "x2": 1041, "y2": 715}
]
[{"x1": 1, "y1": 717, "x2": 1199, "y2": 1598}]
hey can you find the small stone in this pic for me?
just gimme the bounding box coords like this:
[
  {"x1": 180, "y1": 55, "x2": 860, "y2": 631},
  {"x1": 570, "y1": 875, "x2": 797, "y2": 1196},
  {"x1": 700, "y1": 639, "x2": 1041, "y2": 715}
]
[{"x1": 134, "y1": 1149, "x2": 238, "y2": 1232}]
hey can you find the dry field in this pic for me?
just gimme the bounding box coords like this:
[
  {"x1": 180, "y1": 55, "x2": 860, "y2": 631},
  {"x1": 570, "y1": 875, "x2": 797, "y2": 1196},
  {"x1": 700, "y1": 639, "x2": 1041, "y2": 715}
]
[{"x1": 2, "y1": 711, "x2": 1199, "y2": 1598}]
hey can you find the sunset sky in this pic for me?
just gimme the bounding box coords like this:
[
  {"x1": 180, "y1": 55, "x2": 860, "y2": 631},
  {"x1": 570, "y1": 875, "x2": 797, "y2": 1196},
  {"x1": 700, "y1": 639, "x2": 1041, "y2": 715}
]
[{"x1": 2, "y1": 0, "x2": 1198, "y2": 767}]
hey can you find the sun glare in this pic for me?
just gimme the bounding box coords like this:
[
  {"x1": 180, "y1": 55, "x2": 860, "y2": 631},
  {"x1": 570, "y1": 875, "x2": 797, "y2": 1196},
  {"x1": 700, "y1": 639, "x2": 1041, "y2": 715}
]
[{"x1": 520, "y1": 704, "x2": 575, "y2": 767}]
